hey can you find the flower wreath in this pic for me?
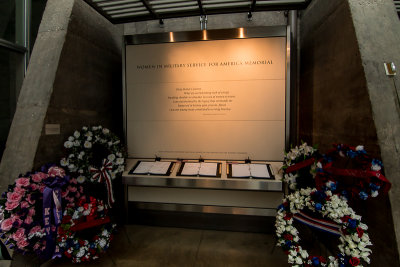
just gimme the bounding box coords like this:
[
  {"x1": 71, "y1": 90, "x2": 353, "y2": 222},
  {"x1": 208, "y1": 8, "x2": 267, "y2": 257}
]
[
  {"x1": 283, "y1": 143, "x2": 319, "y2": 191},
  {"x1": 0, "y1": 166, "x2": 83, "y2": 257},
  {"x1": 276, "y1": 188, "x2": 372, "y2": 267},
  {"x1": 60, "y1": 125, "x2": 126, "y2": 206},
  {"x1": 315, "y1": 144, "x2": 391, "y2": 200},
  {"x1": 61, "y1": 125, "x2": 125, "y2": 182},
  {"x1": 57, "y1": 195, "x2": 116, "y2": 263}
]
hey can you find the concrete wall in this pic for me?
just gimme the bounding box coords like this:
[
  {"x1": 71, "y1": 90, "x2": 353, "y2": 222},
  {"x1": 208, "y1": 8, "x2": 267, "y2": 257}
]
[
  {"x1": 300, "y1": 0, "x2": 400, "y2": 265},
  {"x1": 0, "y1": 2, "x2": 287, "y2": 188},
  {"x1": 347, "y1": 0, "x2": 400, "y2": 264},
  {"x1": 0, "y1": 0, "x2": 122, "y2": 190},
  {"x1": 299, "y1": 0, "x2": 380, "y2": 155},
  {"x1": 0, "y1": 3, "x2": 287, "y2": 197},
  {"x1": 33, "y1": 0, "x2": 123, "y2": 168}
]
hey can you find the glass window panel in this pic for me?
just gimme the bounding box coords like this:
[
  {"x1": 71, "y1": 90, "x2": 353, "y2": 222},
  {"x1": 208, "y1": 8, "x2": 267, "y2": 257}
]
[
  {"x1": 0, "y1": 0, "x2": 25, "y2": 46},
  {"x1": 0, "y1": 0, "x2": 17, "y2": 43},
  {"x1": 0, "y1": 47, "x2": 24, "y2": 159}
]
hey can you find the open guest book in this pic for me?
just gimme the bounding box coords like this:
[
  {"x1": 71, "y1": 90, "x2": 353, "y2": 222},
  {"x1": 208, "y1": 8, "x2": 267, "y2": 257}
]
[
  {"x1": 178, "y1": 162, "x2": 221, "y2": 177},
  {"x1": 129, "y1": 161, "x2": 174, "y2": 176},
  {"x1": 228, "y1": 163, "x2": 273, "y2": 179}
]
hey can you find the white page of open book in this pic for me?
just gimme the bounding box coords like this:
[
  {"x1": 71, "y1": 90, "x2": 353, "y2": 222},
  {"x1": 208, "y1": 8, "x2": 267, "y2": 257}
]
[
  {"x1": 199, "y1": 162, "x2": 218, "y2": 176},
  {"x1": 149, "y1": 161, "x2": 171, "y2": 175},
  {"x1": 181, "y1": 162, "x2": 201, "y2": 176},
  {"x1": 132, "y1": 161, "x2": 154, "y2": 174},
  {"x1": 231, "y1": 164, "x2": 251, "y2": 177},
  {"x1": 249, "y1": 164, "x2": 270, "y2": 178}
]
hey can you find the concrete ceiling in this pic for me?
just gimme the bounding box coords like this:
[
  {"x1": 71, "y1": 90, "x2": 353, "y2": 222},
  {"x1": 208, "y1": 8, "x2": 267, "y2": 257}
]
[{"x1": 84, "y1": 0, "x2": 311, "y2": 24}]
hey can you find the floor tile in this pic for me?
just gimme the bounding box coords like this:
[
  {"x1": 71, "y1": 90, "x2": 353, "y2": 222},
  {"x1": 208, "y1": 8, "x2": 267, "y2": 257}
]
[
  {"x1": 194, "y1": 230, "x2": 287, "y2": 267},
  {"x1": 10, "y1": 225, "x2": 288, "y2": 267},
  {"x1": 110, "y1": 225, "x2": 202, "y2": 266}
]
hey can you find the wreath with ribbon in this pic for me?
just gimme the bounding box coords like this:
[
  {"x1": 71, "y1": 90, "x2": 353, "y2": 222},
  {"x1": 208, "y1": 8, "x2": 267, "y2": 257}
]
[
  {"x1": 276, "y1": 188, "x2": 372, "y2": 267},
  {"x1": 283, "y1": 143, "x2": 319, "y2": 191},
  {"x1": 315, "y1": 144, "x2": 391, "y2": 200},
  {"x1": 60, "y1": 125, "x2": 126, "y2": 206},
  {"x1": 57, "y1": 195, "x2": 115, "y2": 263},
  {"x1": 0, "y1": 166, "x2": 83, "y2": 259}
]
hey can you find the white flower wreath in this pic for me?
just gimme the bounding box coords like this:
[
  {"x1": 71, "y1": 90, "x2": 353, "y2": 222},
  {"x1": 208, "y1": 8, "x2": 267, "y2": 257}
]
[
  {"x1": 284, "y1": 143, "x2": 317, "y2": 166},
  {"x1": 282, "y1": 143, "x2": 318, "y2": 190},
  {"x1": 60, "y1": 126, "x2": 125, "y2": 183},
  {"x1": 276, "y1": 188, "x2": 372, "y2": 267}
]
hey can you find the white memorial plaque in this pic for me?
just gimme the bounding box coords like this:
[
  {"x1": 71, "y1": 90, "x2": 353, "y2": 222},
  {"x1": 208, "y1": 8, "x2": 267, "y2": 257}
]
[{"x1": 126, "y1": 35, "x2": 286, "y2": 160}]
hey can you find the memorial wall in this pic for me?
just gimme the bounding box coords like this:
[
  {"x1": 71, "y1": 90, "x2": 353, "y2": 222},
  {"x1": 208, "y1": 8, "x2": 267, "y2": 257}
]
[{"x1": 126, "y1": 33, "x2": 287, "y2": 160}]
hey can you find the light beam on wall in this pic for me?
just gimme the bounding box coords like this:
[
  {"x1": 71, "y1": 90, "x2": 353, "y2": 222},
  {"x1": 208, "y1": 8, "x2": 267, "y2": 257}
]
[
  {"x1": 202, "y1": 30, "x2": 208, "y2": 40},
  {"x1": 239, "y1": 28, "x2": 245, "y2": 38}
]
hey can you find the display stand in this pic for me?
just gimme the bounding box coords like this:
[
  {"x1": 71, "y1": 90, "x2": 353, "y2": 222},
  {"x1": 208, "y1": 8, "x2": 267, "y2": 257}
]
[
  {"x1": 123, "y1": 159, "x2": 283, "y2": 217},
  {"x1": 122, "y1": 26, "x2": 289, "y2": 220}
]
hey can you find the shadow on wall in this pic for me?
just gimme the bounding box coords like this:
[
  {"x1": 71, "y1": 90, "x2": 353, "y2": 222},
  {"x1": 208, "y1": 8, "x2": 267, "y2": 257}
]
[
  {"x1": 32, "y1": 0, "x2": 123, "y2": 169},
  {"x1": 298, "y1": 0, "x2": 379, "y2": 157},
  {"x1": 298, "y1": 0, "x2": 400, "y2": 266}
]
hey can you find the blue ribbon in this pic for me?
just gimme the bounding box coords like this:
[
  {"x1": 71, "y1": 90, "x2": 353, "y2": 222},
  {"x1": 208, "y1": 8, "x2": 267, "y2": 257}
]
[{"x1": 42, "y1": 175, "x2": 68, "y2": 259}]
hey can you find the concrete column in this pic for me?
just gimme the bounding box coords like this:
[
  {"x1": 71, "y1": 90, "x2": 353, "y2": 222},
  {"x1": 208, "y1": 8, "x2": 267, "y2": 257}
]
[
  {"x1": 300, "y1": 0, "x2": 400, "y2": 264},
  {"x1": 299, "y1": 0, "x2": 380, "y2": 155},
  {"x1": 0, "y1": 0, "x2": 122, "y2": 190},
  {"x1": 0, "y1": 0, "x2": 74, "y2": 190},
  {"x1": 347, "y1": 0, "x2": 400, "y2": 261}
]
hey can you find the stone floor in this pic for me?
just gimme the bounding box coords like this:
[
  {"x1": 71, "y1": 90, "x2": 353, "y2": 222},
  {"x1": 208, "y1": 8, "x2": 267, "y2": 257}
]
[
  {"x1": 8, "y1": 225, "x2": 288, "y2": 267},
  {"x1": 7, "y1": 197, "x2": 400, "y2": 267}
]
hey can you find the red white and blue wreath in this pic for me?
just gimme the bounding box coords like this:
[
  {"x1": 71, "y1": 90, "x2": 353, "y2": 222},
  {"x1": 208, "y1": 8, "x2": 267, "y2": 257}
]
[
  {"x1": 315, "y1": 144, "x2": 391, "y2": 200},
  {"x1": 282, "y1": 143, "x2": 319, "y2": 191},
  {"x1": 57, "y1": 195, "x2": 115, "y2": 263},
  {"x1": 60, "y1": 125, "x2": 126, "y2": 206},
  {"x1": 276, "y1": 188, "x2": 372, "y2": 267},
  {"x1": 0, "y1": 166, "x2": 83, "y2": 259}
]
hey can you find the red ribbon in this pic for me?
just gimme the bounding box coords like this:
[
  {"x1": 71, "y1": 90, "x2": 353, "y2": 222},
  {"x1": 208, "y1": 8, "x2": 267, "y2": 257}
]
[
  {"x1": 318, "y1": 162, "x2": 391, "y2": 193},
  {"x1": 285, "y1": 158, "x2": 316, "y2": 174},
  {"x1": 70, "y1": 216, "x2": 110, "y2": 232},
  {"x1": 90, "y1": 159, "x2": 115, "y2": 207}
]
